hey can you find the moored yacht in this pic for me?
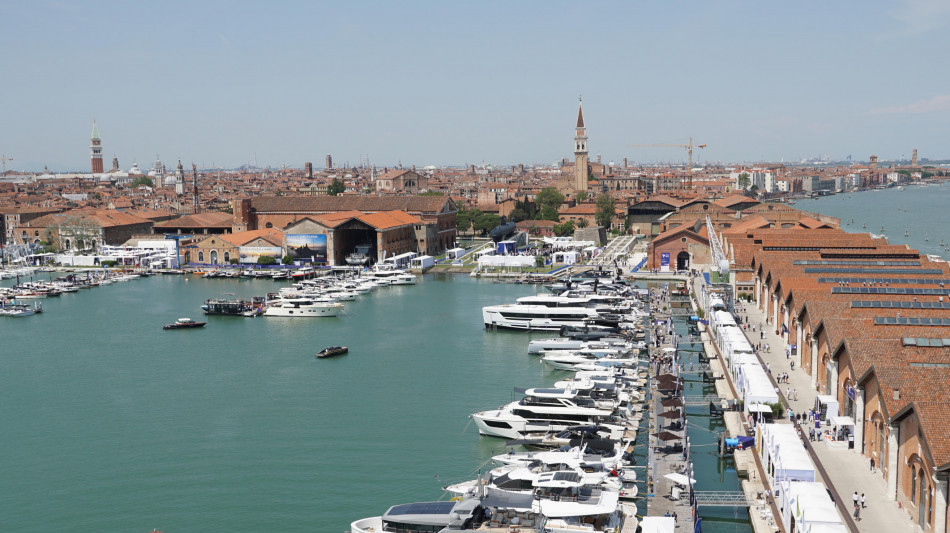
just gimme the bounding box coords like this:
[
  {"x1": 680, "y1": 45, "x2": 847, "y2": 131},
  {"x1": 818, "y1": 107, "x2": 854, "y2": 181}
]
[
  {"x1": 482, "y1": 304, "x2": 601, "y2": 331},
  {"x1": 471, "y1": 387, "x2": 623, "y2": 440},
  {"x1": 263, "y1": 298, "x2": 343, "y2": 317}
]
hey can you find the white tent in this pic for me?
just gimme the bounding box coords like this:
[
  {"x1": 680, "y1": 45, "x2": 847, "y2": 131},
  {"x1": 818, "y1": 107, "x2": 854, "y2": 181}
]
[
  {"x1": 777, "y1": 480, "x2": 845, "y2": 532},
  {"x1": 478, "y1": 255, "x2": 535, "y2": 267},
  {"x1": 758, "y1": 424, "x2": 816, "y2": 483},
  {"x1": 638, "y1": 517, "x2": 675, "y2": 533},
  {"x1": 552, "y1": 250, "x2": 580, "y2": 264},
  {"x1": 446, "y1": 247, "x2": 466, "y2": 259},
  {"x1": 735, "y1": 362, "x2": 778, "y2": 409}
]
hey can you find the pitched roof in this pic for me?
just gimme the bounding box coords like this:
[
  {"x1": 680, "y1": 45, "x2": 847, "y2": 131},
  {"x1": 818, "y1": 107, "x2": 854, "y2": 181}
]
[
  {"x1": 154, "y1": 211, "x2": 234, "y2": 228},
  {"x1": 217, "y1": 228, "x2": 284, "y2": 247},
  {"x1": 356, "y1": 210, "x2": 422, "y2": 230},
  {"x1": 248, "y1": 195, "x2": 453, "y2": 215}
]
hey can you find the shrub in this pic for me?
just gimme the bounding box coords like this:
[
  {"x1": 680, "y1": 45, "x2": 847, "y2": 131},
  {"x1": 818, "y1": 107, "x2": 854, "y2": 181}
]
[{"x1": 257, "y1": 255, "x2": 278, "y2": 265}]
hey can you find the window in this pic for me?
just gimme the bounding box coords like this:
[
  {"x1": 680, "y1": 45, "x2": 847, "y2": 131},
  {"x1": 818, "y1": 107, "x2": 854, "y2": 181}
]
[
  {"x1": 198, "y1": 251, "x2": 204, "y2": 262},
  {"x1": 224, "y1": 252, "x2": 230, "y2": 262},
  {"x1": 265, "y1": 222, "x2": 273, "y2": 228}
]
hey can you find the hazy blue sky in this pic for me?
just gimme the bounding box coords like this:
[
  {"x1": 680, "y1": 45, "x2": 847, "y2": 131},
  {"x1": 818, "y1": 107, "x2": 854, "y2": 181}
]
[{"x1": 3, "y1": 0, "x2": 949, "y2": 171}]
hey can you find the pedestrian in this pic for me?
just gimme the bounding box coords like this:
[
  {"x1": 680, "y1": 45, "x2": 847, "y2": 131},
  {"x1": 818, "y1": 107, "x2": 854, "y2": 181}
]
[
  {"x1": 790, "y1": 360, "x2": 795, "y2": 370},
  {"x1": 853, "y1": 491, "x2": 858, "y2": 509},
  {"x1": 787, "y1": 387, "x2": 791, "y2": 399},
  {"x1": 861, "y1": 493, "x2": 866, "y2": 509},
  {"x1": 854, "y1": 505, "x2": 861, "y2": 521},
  {"x1": 793, "y1": 389, "x2": 798, "y2": 401},
  {"x1": 870, "y1": 457, "x2": 875, "y2": 473}
]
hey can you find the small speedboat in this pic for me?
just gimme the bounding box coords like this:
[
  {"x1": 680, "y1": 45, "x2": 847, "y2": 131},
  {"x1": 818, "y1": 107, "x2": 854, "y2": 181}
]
[
  {"x1": 163, "y1": 317, "x2": 207, "y2": 330},
  {"x1": 316, "y1": 346, "x2": 348, "y2": 359}
]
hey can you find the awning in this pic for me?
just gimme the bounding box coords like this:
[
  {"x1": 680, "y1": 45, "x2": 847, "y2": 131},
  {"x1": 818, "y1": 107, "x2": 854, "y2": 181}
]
[{"x1": 663, "y1": 472, "x2": 696, "y2": 486}]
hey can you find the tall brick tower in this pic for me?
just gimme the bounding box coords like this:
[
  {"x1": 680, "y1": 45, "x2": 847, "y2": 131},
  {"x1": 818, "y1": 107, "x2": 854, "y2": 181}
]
[
  {"x1": 90, "y1": 120, "x2": 103, "y2": 174},
  {"x1": 573, "y1": 100, "x2": 589, "y2": 193}
]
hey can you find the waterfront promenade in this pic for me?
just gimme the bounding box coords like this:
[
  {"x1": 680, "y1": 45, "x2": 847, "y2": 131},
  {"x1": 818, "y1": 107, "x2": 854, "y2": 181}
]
[{"x1": 734, "y1": 293, "x2": 916, "y2": 532}]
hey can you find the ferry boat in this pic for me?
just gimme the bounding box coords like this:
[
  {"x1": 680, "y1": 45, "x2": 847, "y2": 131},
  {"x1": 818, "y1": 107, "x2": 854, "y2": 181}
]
[
  {"x1": 263, "y1": 298, "x2": 343, "y2": 317},
  {"x1": 202, "y1": 297, "x2": 264, "y2": 316}
]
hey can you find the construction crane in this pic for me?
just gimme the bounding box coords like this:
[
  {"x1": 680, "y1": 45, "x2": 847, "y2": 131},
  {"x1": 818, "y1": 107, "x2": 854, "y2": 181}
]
[
  {"x1": 1, "y1": 154, "x2": 12, "y2": 173},
  {"x1": 627, "y1": 138, "x2": 706, "y2": 188}
]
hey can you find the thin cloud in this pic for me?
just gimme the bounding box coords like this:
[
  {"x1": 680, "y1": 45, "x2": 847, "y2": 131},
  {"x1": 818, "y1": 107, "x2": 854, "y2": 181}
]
[
  {"x1": 869, "y1": 94, "x2": 950, "y2": 115},
  {"x1": 889, "y1": 0, "x2": 950, "y2": 35}
]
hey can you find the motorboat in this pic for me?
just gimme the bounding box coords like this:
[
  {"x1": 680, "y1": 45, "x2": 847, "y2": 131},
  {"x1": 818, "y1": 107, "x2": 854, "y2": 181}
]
[
  {"x1": 202, "y1": 297, "x2": 264, "y2": 316},
  {"x1": 163, "y1": 317, "x2": 207, "y2": 330},
  {"x1": 316, "y1": 346, "x2": 348, "y2": 359},
  {"x1": 345, "y1": 243, "x2": 373, "y2": 265},
  {"x1": 263, "y1": 298, "x2": 343, "y2": 317},
  {"x1": 471, "y1": 387, "x2": 623, "y2": 440},
  {"x1": 482, "y1": 304, "x2": 601, "y2": 331},
  {"x1": 350, "y1": 478, "x2": 629, "y2": 533}
]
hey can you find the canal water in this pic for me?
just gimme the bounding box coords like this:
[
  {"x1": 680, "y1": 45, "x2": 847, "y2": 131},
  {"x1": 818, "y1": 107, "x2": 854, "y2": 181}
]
[{"x1": 1, "y1": 274, "x2": 555, "y2": 532}]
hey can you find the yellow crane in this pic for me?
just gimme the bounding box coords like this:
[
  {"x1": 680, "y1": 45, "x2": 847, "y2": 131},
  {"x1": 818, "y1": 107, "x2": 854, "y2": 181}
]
[{"x1": 627, "y1": 138, "x2": 706, "y2": 188}]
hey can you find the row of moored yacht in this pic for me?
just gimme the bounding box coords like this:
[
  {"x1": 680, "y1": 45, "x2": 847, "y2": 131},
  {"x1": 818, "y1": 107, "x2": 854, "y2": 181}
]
[
  {"x1": 260, "y1": 267, "x2": 416, "y2": 317},
  {"x1": 351, "y1": 274, "x2": 650, "y2": 533}
]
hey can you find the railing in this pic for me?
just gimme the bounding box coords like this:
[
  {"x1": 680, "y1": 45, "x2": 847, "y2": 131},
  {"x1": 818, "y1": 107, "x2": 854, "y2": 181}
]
[
  {"x1": 680, "y1": 394, "x2": 722, "y2": 406},
  {"x1": 693, "y1": 490, "x2": 755, "y2": 506}
]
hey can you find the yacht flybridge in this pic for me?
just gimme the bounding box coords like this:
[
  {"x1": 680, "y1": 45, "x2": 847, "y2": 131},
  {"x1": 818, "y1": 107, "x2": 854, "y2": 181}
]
[{"x1": 471, "y1": 387, "x2": 624, "y2": 440}]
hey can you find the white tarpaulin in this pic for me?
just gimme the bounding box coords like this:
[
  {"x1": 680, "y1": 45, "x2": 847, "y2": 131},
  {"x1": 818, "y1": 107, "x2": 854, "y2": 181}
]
[
  {"x1": 638, "y1": 517, "x2": 675, "y2": 533},
  {"x1": 477, "y1": 255, "x2": 535, "y2": 267}
]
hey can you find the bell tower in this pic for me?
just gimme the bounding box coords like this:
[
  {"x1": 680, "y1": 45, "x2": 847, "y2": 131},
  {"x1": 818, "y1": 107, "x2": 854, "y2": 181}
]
[
  {"x1": 90, "y1": 120, "x2": 103, "y2": 174},
  {"x1": 573, "y1": 99, "x2": 589, "y2": 193}
]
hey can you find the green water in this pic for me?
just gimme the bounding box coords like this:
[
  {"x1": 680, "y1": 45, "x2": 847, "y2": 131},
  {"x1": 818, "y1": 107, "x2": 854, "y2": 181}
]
[{"x1": 0, "y1": 274, "x2": 553, "y2": 532}]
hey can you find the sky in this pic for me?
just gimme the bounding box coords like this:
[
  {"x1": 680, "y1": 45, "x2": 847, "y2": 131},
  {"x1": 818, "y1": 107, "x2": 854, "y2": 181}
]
[{"x1": 2, "y1": 0, "x2": 950, "y2": 172}]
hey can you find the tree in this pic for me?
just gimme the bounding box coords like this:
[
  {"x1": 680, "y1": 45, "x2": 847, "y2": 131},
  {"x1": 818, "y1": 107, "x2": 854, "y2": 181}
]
[
  {"x1": 130, "y1": 176, "x2": 153, "y2": 188},
  {"x1": 473, "y1": 213, "x2": 502, "y2": 236},
  {"x1": 257, "y1": 255, "x2": 278, "y2": 265},
  {"x1": 594, "y1": 193, "x2": 616, "y2": 228},
  {"x1": 553, "y1": 220, "x2": 576, "y2": 237},
  {"x1": 535, "y1": 187, "x2": 565, "y2": 211},
  {"x1": 282, "y1": 255, "x2": 295, "y2": 265},
  {"x1": 576, "y1": 218, "x2": 589, "y2": 228},
  {"x1": 327, "y1": 178, "x2": 346, "y2": 196},
  {"x1": 419, "y1": 190, "x2": 444, "y2": 196},
  {"x1": 748, "y1": 184, "x2": 759, "y2": 198},
  {"x1": 737, "y1": 172, "x2": 751, "y2": 191},
  {"x1": 456, "y1": 208, "x2": 481, "y2": 235},
  {"x1": 508, "y1": 208, "x2": 529, "y2": 223},
  {"x1": 540, "y1": 204, "x2": 560, "y2": 222},
  {"x1": 576, "y1": 191, "x2": 589, "y2": 202}
]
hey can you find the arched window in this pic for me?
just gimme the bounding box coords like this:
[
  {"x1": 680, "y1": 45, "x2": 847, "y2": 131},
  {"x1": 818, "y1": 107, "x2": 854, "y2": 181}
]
[
  {"x1": 210, "y1": 250, "x2": 218, "y2": 264},
  {"x1": 919, "y1": 471, "x2": 928, "y2": 525},
  {"x1": 223, "y1": 251, "x2": 230, "y2": 263},
  {"x1": 64, "y1": 238, "x2": 71, "y2": 250},
  {"x1": 265, "y1": 222, "x2": 273, "y2": 228},
  {"x1": 34, "y1": 230, "x2": 39, "y2": 237},
  {"x1": 198, "y1": 251, "x2": 204, "y2": 262}
]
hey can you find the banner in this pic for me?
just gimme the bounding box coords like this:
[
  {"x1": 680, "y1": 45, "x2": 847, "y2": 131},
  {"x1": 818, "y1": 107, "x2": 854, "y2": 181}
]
[
  {"x1": 660, "y1": 252, "x2": 670, "y2": 266},
  {"x1": 239, "y1": 246, "x2": 283, "y2": 264},
  {"x1": 286, "y1": 234, "x2": 328, "y2": 263}
]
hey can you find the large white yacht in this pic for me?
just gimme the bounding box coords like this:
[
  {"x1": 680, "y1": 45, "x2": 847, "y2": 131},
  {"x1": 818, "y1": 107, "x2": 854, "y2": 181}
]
[
  {"x1": 350, "y1": 480, "x2": 629, "y2": 533},
  {"x1": 482, "y1": 304, "x2": 601, "y2": 331},
  {"x1": 263, "y1": 298, "x2": 343, "y2": 317},
  {"x1": 471, "y1": 387, "x2": 622, "y2": 440}
]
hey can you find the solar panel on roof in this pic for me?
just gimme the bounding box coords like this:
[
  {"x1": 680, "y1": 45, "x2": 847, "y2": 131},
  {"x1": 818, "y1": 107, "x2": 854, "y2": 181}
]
[
  {"x1": 819, "y1": 277, "x2": 950, "y2": 284},
  {"x1": 806, "y1": 268, "x2": 943, "y2": 274},
  {"x1": 795, "y1": 260, "x2": 921, "y2": 266}
]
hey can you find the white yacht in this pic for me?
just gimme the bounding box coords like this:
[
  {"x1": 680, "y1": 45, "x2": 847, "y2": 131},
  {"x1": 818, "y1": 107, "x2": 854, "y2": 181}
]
[
  {"x1": 263, "y1": 298, "x2": 343, "y2": 317},
  {"x1": 351, "y1": 481, "x2": 628, "y2": 533},
  {"x1": 471, "y1": 387, "x2": 621, "y2": 440},
  {"x1": 482, "y1": 304, "x2": 601, "y2": 331}
]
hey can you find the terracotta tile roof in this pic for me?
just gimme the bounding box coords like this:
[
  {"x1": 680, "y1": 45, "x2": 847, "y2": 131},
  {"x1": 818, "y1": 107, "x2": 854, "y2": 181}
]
[
  {"x1": 154, "y1": 211, "x2": 234, "y2": 228},
  {"x1": 217, "y1": 228, "x2": 284, "y2": 247},
  {"x1": 248, "y1": 195, "x2": 453, "y2": 215},
  {"x1": 356, "y1": 210, "x2": 422, "y2": 230}
]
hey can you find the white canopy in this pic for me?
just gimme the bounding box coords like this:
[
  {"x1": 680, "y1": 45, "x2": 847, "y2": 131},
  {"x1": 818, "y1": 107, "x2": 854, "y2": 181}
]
[
  {"x1": 759, "y1": 424, "x2": 815, "y2": 483},
  {"x1": 638, "y1": 517, "x2": 675, "y2": 533},
  {"x1": 478, "y1": 255, "x2": 535, "y2": 267},
  {"x1": 663, "y1": 473, "x2": 696, "y2": 486}
]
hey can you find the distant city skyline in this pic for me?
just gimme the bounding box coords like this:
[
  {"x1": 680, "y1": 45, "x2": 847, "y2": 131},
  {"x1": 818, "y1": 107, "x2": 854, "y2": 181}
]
[{"x1": 3, "y1": 1, "x2": 950, "y2": 172}]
